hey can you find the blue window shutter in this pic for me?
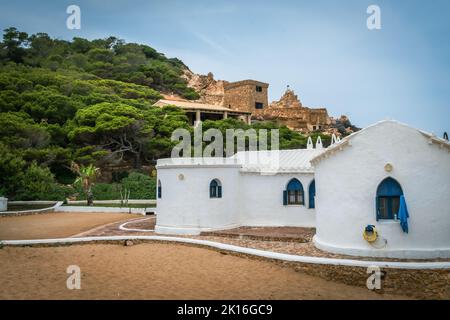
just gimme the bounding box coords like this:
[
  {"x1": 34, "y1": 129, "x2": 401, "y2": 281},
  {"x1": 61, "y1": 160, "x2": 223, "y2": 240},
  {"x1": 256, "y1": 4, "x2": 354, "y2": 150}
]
[
  {"x1": 376, "y1": 198, "x2": 379, "y2": 221},
  {"x1": 283, "y1": 190, "x2": 288, "y2": 205},
  {"x1": 308, "y1": 180, "x2": 315, "y2": 208},
  {"x1": 218, "y1": 186, "x2": 222, "y2": 198}
]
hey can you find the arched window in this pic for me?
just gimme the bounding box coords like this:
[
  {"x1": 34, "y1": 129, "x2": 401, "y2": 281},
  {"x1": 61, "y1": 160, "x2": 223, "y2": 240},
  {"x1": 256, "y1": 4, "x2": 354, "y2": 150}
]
[
  {"x1": 308, "y1": 180, "x2": 316, "y2": 209},
  {"x1": 376, "y1": 177, "x2": 403, "y2": 220},
  {"x1": 157, "y1": 180, "x2": 162, "y2": 199},
  {"x1": 283, "y1": 178, "x2": 304, "y2": 205},
  {"x1": 209, "y1": 179, "x2": 222, "y2": 198}
]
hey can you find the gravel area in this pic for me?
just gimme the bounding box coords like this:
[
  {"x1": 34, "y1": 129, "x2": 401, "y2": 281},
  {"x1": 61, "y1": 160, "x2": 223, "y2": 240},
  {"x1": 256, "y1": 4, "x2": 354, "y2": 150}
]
[
  {"x1": 201, "y1": 226, "x2": 315, "y2": 242},
  {"x1": 0, "y1": 212, "x2": 142, "y2": 240}
]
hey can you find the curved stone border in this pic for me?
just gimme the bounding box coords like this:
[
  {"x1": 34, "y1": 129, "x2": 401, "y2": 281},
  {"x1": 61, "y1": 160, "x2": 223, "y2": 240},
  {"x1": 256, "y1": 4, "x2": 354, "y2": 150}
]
[
  {"x1": 118, "y1": 218, "x2": 155, "y2": 232},
  {"x1": 1, "y1": 235, "x2": 450, "y2": 270},
  {"x1": 0, "y1": 201, "x2": 63, "y2": 216}
]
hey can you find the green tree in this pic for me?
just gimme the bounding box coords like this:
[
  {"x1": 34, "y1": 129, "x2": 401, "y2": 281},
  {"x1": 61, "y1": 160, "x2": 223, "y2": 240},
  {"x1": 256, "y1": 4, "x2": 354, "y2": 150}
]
[
  {"x1": 1, "y1": 27, "x2": 29, "y2": 63},
  {"x1": 0, "y1": 143, "x2": 25, "y2": 197},
  {"x1": 69, "y1": 102, "x2": 151, "y2": 168},
  {"x1": 0, "y1": 112, "x2": 50, "y2": 148}
]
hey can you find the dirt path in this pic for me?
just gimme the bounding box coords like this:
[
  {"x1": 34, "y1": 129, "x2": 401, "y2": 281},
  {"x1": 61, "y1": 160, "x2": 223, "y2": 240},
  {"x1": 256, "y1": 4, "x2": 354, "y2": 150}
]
[
  {"x1": 0, "y1": 212, "x2": 142, "y2": 240},
  {"x1": 0, "y1": 243, "x2": 409, "y2": 300}
]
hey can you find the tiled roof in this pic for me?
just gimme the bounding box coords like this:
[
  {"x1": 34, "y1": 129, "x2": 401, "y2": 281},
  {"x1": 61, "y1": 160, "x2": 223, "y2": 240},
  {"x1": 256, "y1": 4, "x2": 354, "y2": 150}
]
[
  {"x1": 156, "y1": 157, "x2": 241, "y2": 168},
  {"x1": 156, "y1": 148, "x2": 324, "y2": 173},
  {"x1": 232, "y1": 149, "x2": 324, "y2": 173},
  {"x1": 154, "y1": 99, "x2": 251, "y2": 114}
]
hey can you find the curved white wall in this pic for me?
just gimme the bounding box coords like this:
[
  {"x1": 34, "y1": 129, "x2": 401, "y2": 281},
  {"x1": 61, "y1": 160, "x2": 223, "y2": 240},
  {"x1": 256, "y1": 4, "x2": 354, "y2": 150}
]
[
  {"x1": 314, "y1": 121, "x2": 450, "y2": 259},
  {"x1": 156, "y1": 165, "x2": 241, "y2": 235}
]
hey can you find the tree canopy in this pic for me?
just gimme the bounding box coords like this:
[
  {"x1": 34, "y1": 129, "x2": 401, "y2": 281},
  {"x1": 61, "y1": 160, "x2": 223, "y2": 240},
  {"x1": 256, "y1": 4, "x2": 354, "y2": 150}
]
[{"x1": 0, "y1": 27, "x2": 330, "y2": 200}]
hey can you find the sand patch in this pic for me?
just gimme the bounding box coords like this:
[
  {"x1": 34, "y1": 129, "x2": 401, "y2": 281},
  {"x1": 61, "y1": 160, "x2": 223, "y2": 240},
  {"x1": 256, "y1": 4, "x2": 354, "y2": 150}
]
[
  {"x1": 0, "y1": 243, "x2": 409, "y2": 300},
  {"x1": 0, "y1": 212, "x2": 141, "y2": 240}
]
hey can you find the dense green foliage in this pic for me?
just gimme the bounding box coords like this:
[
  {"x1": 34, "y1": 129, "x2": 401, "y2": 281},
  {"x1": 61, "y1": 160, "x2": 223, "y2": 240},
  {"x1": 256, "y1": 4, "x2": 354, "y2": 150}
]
[
  {"x1": 0, "y1": 143, "x2": 71, "y2": 200},
  {"x1": 73, "y1": 172, "x2": 156, "y2": 200},
  {"x1": 0, "y1": 27, "x2": 199, "y2": 99},
  {"x1": 0, "y1": 28, "x2": 330, "y2": 201}
]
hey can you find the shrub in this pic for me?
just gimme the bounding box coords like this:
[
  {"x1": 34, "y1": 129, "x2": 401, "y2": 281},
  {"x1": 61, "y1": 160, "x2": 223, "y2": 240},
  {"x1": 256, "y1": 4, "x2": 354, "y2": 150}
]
[
  {"x1": 121, "y1": 172, "x2": 156, "y2": 199},
  {"x1": 73, "y1": 183, "x2": 121, "y2": 200},
  {"x1": 14, "y1": 162, "x2": 71, "y2": 200},
  {"x1": 0, "y1": 143, "x2": 25, "y2": 197}
]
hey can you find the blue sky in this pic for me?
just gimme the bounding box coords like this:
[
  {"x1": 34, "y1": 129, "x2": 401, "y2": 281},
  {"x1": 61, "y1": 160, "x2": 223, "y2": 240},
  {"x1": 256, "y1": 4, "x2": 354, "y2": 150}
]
[{"x1": 1, "y1": 0, "x2": 449, "y2": 134}]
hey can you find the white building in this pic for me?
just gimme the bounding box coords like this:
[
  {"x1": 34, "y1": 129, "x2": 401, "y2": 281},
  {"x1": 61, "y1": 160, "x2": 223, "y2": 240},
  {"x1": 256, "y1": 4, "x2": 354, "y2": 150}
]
[{"x1": 155, "y1": 120, "x2": 450, "y2": 259}]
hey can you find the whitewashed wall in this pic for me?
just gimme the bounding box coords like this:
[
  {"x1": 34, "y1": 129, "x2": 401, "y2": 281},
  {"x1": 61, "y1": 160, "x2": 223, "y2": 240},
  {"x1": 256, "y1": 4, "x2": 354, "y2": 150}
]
[
  {"x1": 156, "y1": 167, "x2": 316, "y2": 234},
  {"x1": 313, "y1": 121, "x2": 450, "y2": 259},
  {"x1": 239, "y1": 173, "x2": 315, "y2": 227},
  {"x1": 156, "y1": 165, "x2": 241, "y2": 235}
]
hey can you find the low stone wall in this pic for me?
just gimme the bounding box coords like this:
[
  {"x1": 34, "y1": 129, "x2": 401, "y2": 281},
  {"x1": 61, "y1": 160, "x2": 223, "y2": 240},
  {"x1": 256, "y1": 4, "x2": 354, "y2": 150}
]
[
  {"x1": 57, "y1": 205, "x2": 150, "y2": 215},
  {"x1": 0, "y1": 202, "x2": 63, "y2": 217}
]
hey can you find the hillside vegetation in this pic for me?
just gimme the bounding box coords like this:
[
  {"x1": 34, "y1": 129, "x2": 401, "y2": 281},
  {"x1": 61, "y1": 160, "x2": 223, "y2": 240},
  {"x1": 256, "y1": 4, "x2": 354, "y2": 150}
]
[{"x1": 0, "y1": 28, "x2": 330, "y2": 201}]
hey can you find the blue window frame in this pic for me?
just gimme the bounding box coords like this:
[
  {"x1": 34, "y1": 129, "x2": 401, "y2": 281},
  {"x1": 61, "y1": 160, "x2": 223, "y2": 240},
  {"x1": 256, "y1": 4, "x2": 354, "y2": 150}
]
[
  {"x1": 210, "y1": 179, "x2": 222, "y2": 198},
  {"x1": 376, "y1": 177, "x2": 403, "y2": 220},
  {"x1": 283, "y1": 178, "x2": 304, "y2": 205},
  {"x1": 308, "y1": 180, "x2": 316, "y2": 209},
  {"x1": 157, "y1": 180, "x2": 162, "y2": 199}
]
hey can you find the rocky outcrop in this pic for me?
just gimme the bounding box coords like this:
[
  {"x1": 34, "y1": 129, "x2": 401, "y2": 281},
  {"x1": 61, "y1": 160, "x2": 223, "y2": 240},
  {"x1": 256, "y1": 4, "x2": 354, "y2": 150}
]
[
  {"x1": 328, "y1": 115, "x2": 360, "y2": 136},
  {"x1": 270, "y1": 87, "x2": 303, "y2": 109},
  {"x1": 182, "y1": 70, "x2": 227, "y2": 106}
]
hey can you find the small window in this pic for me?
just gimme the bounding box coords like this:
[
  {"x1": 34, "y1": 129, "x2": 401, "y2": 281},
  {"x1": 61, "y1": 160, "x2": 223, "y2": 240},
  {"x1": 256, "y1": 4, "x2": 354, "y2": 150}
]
[
  {"x1": 376, "y1": 177, "x2": 403, "y2": 220},
  {"x1": 157, "y1": 180, "x2": 162, "y2": 199},
  {"x1": 255, "y1": 102, "x2": 264, "y2": 109},
  {"x1": 209, "y1": 179, "x2": 222, "y2": 198},
  {"x1": 283, "y1": 178, "x2": 304, "y2": 205},
  {"x1": 256, "y1": 86, "x2": 262, "y2": 92}
]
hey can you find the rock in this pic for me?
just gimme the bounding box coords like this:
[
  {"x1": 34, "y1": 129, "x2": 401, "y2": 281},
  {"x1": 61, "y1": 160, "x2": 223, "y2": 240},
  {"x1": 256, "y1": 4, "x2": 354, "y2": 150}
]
[{"x1": 124, "y1": 240, "x2": 134, "y2": 247}]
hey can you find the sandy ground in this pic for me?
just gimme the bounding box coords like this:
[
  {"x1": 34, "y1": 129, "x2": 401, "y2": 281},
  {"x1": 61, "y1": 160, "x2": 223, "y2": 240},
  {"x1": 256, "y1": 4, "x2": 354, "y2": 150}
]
[
  {"x1": 0, "y1": 212, "x2": 142, "y2": 240},
  {"x1": 0, "y1": 243, "x2": 408, "y2": 300}
]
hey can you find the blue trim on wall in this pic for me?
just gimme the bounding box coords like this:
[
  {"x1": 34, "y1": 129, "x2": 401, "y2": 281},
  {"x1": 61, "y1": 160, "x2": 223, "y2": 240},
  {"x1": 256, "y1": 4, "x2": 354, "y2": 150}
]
[
  {"x1": 309, "y1": 180, "x2": 316, "y2": 209},
  {"x1": 283, "y1": 190, "x2": 288, "y2": 205}
]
